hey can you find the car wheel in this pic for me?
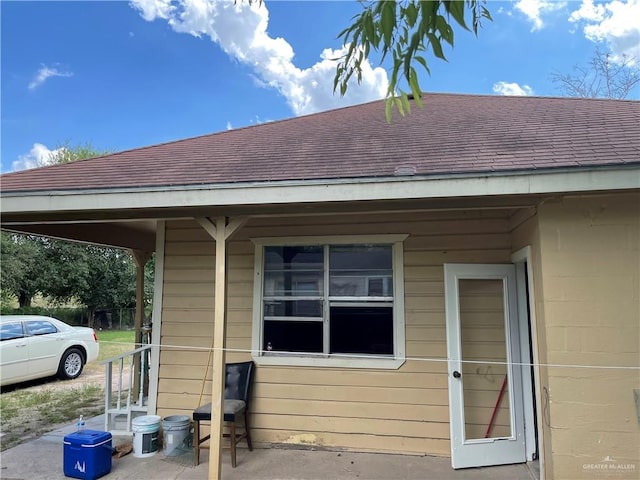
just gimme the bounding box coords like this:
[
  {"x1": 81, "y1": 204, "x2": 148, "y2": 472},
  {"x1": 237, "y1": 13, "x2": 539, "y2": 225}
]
[{"x1": 58, "y1": 348, "x2": 85, "y2": 380}]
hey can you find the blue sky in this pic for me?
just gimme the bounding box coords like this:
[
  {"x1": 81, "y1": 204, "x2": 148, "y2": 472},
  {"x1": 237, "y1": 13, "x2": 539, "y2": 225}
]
[{"x1": 2, "y1": 0, "x2": 639, "y2": 172}]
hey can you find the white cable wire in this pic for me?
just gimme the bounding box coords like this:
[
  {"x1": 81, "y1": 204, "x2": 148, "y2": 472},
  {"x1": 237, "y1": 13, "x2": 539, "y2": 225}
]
[{"x1": 100, "y1": 340, "x2": 640, "y2": 370}]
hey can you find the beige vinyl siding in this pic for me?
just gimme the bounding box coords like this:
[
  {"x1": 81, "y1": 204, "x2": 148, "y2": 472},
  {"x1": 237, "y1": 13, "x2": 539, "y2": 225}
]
[
  {"x1": 536, "y1": 193, "x2": 640, "y2": 480},
  {"x1": 156, "y1": 210, "x2": 515, "y2": 455}
]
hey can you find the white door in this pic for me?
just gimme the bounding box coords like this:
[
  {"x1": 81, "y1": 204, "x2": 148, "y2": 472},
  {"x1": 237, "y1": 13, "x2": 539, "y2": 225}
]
[{"x1": 444, "y1": 264, "x2": 526, "y2": 469}]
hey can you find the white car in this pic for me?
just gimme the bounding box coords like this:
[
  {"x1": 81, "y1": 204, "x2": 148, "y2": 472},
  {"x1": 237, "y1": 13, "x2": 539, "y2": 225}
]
[{"x1": 0, "y1": 315, "x2": 99, "y2": 387}]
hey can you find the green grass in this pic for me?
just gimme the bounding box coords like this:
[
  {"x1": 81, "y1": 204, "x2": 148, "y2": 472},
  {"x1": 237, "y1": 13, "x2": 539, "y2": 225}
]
[
  {"x1": 0, "y1": 329, "x2": 136, "y2": 451},
  {"x1": 96, "y1": 329, "x2": 135, "y2": 362},
  {"x1": 0, "y1": 384, "x2": 104, "y2": 451},
  {"x1": 82, "y1": 329, "x2": 136, "y2": 374}
]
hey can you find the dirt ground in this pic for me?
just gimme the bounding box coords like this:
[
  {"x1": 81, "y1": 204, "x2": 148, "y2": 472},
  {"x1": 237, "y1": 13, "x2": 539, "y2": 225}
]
[{"x1": 22, "y1": 362, "x2": 106, "y2": 391}]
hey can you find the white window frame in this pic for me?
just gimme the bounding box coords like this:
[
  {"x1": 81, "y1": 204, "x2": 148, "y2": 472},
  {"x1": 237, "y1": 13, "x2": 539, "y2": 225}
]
[{"x1": 251, "y1": 234, "x2": 408, "y2": 369}]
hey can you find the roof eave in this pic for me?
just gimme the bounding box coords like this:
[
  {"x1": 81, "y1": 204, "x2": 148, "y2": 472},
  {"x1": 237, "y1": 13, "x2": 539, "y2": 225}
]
[{"x1": 1, "y1": 165, "x2": 639, "y2": 217}]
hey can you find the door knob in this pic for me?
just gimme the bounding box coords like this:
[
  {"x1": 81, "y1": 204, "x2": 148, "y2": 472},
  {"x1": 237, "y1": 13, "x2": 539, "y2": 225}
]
[{"x1": 452, "y1": 370, "x2": 461, "y2": 378}]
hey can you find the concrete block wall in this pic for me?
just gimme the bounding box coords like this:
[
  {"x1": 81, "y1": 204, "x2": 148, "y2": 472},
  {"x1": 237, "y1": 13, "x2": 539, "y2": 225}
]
[{"x1": 537, "y1": 193, "x2": 639, "y2": 479}]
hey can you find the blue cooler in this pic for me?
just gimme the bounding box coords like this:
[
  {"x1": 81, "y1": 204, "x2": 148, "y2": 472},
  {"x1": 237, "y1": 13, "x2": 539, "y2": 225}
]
[{"x1": 63, "y1": 430, "x2": 112, "y2": 480}]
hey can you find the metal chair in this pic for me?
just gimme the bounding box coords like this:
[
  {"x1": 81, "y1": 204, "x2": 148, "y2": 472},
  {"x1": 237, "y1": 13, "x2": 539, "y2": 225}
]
[{"x1": 193, "y1": 361, "x2": 255, "y2": 467}]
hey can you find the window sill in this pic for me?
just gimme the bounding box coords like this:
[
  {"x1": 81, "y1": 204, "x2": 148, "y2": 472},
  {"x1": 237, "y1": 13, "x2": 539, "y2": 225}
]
[{"x1": 252, "y1": 353, "x2": 406, "y2": 370}]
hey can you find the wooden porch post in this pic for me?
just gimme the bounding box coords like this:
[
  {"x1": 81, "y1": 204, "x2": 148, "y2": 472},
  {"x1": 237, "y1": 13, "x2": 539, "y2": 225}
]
[
  {"x1": 209, "y1": 216, "x2": 227, "y2": 479},
  {"x1": 132, "y1": 250, "x2": 152, "y2": 395},
  {"x1": 132, "y1": 250, "x2": 152, "y2": 338},
  {"x1": 195, "y1": 216, "x2": 247, "y2": 480}
]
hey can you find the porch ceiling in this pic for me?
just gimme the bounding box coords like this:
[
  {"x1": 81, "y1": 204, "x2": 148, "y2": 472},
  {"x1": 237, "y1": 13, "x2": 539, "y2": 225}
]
[
  {"x1": 0, "y1": 194, "x2": 541, "y2": 251},
  {"x1": 1, "y1": 220, "x2": 157, "y2": 251}
]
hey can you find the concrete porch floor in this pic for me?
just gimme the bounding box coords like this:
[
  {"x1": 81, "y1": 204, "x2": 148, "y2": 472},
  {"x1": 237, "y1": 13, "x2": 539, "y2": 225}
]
[{"x1": 0, "y1": 415, "x2": 538, "y2": 480}]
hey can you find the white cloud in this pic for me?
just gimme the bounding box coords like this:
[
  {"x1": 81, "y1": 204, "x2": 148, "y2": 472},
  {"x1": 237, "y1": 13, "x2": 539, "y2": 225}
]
[
  {"x1": 11, "y1": 143, "x2": 66, "y2": 172},
  {"x1": 132, "y1": 0, "x2": 174, "y2": 21},
  {"x1": 249, "y1": 115, "x2": 272, "y2": 125},
  {"x1": 28, "y1": 64, "x2": 73, "y2": 90},
  {"x1": 129, "y1": 0, "x2": 388, "y2": 116},
  {"x1": 515, "y1": 0, "x2": 567, "y2": 31},
  {"x1": 569, "y1": 0, "x2": 640, "y2": 63},
  {"x1": 493, "y1": 81, "x2": 534, "y2": 96}
]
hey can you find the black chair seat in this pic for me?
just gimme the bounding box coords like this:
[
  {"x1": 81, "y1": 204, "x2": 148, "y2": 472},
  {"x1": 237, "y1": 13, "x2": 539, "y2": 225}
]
[{"x1": 193, "y1": 400, "x2": 246, "y2": 422}]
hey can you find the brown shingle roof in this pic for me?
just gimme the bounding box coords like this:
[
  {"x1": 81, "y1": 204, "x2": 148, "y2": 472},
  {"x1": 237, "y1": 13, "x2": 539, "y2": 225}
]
[{"x1": 2, "y1": 93, "x2": 639, "y2": 193}]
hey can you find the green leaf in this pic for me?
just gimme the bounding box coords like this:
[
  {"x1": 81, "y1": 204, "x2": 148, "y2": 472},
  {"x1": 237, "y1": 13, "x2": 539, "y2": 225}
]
[
  {"x1": 333, "y1": 67, "x2": 342, "y2": 92},
  {"x1": 385, "y1": 97, "x2": 394, "y2": 123},
  {"x1": 447, "y1": 0, "x2": 468, "y2": 30},
  {"x1": 414, "y1": 55, "x2": 430, "y2": 75},
  {"x1": 381, "y1": 1, "x2": 396, "y2": 47},
  {"x1": 408, "y1": 67, "x2": 421, "y2": 100},
  {"x1": 413, "y1": 89, "x2": 424, "y2": 108},
  {"x1": 389, "y1": 59, "x2": 400, "y2": 92},
  {"x1": 427, "y1": 32, "x2": 447, "y2": 61},
  {"x1": 400, "y1": 90, "x2": 411, "y2": 115},
  {"x1": 405, "y1": 2, "x2": 418, "y2": 27},
  {"x1": 404, "y1": 31, "x2": 421, "y2": 78},
  {"x1": 394, "y1": 95, "x2": 405, "y2": 117},
  {"x1": 364, "y1": 11, "x2": 375, "y2": 43},
  {"x1": 436, "y1": 15, "x2": 454, "y2": 46}
]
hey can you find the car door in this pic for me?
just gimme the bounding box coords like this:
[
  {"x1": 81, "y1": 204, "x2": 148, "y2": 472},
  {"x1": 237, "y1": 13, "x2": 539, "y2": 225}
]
[
  {"x1": 24, "y1": 319, "x2": 63, "y2": 377},
  {"x1": 0, "y1": 321, "x2": 29, "y2": 385}
]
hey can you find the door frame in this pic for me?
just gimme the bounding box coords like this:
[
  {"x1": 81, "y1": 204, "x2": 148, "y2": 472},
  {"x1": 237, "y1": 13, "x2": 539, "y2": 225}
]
[
  {"x1": 512, "y1": 246, "x2": 544, "y2": 478},
  {"x1": 444, "y1": 263, "x2": 526, "y2": 469}
]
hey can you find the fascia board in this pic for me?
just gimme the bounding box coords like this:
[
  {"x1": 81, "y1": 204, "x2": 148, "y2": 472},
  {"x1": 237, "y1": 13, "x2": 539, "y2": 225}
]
[{"x1": 1, "y1": 167, "x2": 638, "y2": 215}]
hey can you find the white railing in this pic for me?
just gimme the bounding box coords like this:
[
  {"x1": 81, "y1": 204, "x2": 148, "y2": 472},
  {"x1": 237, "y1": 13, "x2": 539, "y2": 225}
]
[{"x1": 102, "y1": 345, "x2": 152, "y2": 434}]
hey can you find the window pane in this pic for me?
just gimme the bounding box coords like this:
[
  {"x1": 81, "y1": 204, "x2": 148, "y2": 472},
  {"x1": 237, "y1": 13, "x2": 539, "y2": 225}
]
[
  {"x1": 264, "y1": 246, "x2": 324, "y2": 297},
  {"x1": 329, "y1": 306, "x2": 393, "y2": 355},
  {"x1": 263, "y1": 320, "x2": 323, "y2": 353},
  {"x1": 459, "y1": 279, "x2": 511, "y2": 440},
  {"x1": 330, "y1": 245, "x2": 392, "y2": 297},
  {"x1": 1, "y1": 322, "x2": 24, "y2": 341},
  {"x1": 260, "y1": 243, "x2": 398, "y2": 359},
  {"x1": 264, "y1": 246, "x2": 323, "y2": 271},
  {"x1": 25, "y1": 321, "x2": 58, "y2": 336},
  {"x1": 264, "y1": 271, "x2": 323, "y2": 296},
  {"x1": 264, "y1": 300, "x2": 323, "y2": 318}
]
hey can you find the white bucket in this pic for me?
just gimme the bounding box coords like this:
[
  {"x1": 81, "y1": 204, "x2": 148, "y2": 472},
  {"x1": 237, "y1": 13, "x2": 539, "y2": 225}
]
[
  {"x1": 162, "y1": 415, "x2": 191, "y2": 456},
  {"x1": 132, "y1": 415, "x2": 161, "y2": 458}
]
